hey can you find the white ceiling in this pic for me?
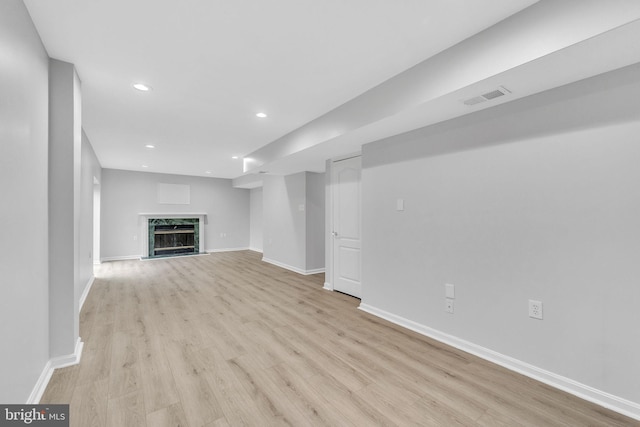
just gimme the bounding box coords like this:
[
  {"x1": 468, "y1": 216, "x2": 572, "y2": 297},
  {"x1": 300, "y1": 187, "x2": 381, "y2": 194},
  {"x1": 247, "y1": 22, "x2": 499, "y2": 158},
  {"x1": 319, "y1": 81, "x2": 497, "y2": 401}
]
[
  {"x1": 23, "y1": 0, "x2": 537, "y2": 179},
  {"x1": 250, "y1": 3, "x2": 640, "y2": 178},
  {"x1": 23, "y1": 1, "x2": 640, "y2": 182}
]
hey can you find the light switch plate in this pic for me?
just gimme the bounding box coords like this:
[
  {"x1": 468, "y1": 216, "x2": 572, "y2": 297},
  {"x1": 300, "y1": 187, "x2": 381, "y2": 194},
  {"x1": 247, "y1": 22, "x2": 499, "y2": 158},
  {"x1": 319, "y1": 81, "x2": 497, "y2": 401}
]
[
  {"x1": 396, "y1": 198, "x2": 404, "y2": 211},
  {"x1": 445, "y1": 283, "x2": 455, "y2": 299}
]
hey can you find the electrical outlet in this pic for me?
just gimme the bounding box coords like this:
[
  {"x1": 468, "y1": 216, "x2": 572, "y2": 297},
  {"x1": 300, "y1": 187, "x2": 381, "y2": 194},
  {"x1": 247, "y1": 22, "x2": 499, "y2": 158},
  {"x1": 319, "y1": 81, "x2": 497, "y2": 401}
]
[
  {"x1": 445, "y1": 298, "x2": 454, "y2": 314},
  {"x1": 529, "y1": 299, "x2": 543, "y2": 320}
]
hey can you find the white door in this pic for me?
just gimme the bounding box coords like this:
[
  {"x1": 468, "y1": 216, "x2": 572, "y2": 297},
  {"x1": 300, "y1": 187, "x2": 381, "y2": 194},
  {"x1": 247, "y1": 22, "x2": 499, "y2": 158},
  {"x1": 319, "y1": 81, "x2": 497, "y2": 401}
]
[{"x1": 332, "y1": 156, "x2": 361, "y2": 298}]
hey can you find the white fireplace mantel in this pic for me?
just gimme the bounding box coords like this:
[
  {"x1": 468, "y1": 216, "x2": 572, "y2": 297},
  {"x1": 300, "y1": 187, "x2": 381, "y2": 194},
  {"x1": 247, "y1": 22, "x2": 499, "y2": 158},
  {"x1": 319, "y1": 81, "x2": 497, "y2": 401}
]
[{"x1": 139, "y1": 213, "x2": 207, "y2": 257}]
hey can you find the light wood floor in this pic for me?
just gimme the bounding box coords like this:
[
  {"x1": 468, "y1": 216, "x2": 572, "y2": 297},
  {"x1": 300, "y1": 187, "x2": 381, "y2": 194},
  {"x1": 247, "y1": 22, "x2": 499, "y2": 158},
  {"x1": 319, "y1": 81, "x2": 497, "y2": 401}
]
[{"x1": 41, "y1": 250, "x2": 636, "y2": 426}]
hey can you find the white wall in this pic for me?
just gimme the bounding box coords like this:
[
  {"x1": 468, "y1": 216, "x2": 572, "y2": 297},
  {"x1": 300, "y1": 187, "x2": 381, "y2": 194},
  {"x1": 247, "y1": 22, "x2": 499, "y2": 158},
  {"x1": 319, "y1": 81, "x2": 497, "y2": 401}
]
[
  {"x1": 249, "y1": 187, "x2": 263, "y2": 252},
  {"x1": 101, "y1": 169, "x2": 250, "y2": 259},
  {"x1": 263, "y1": 173, "x2": 307, "y2": 271},
  {"x1": 262, "y1": 172, "x2": 325, "y2": 274},
  {"x1": 305, "y1": 172, "x2": 325, "y2": 271},
  {"x1": 48, "y1": 59, "x2": 82, "y2": 359},
  {"x1": 324, "y1": 160, "x2": 333, "y2": 287},
  {"x1": 78, "y1": 132, "x2": 101, "y2": 299},
  {"x1": 0, "y1": 0, "x2": 50, "y2": 402},
  {"x1": 360, "y1": 62, "x2": 640, "y2": 413}
]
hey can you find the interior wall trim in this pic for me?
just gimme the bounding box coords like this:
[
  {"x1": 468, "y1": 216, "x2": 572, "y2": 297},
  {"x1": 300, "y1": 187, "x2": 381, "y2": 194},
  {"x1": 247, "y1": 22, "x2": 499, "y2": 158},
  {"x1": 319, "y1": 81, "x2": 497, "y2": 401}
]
[
  {"x1": 207, "y1": 247, "x2": 251, "y2": 253},
  {"x1": 49, "y1": 338, "x2": 84, "y2": 371},
  {"x1": 101, "y1": 255, "x2": 139, "y2": 262},
  {"x1": 26, "y1": 360, "x2": 52, "y2": 404},
  {"x1": 79, "y1": 275, "x2": 95, "y2": 311},
  {"x1": 323, "y1": 282, "x2": 333, "y2": 291},
  {"x1": 358, "y1": 303, "x2": 640, "y2": 421},
  {"x1": 28, "y1": 338, "x2": 83, "y2": 404},
  {"x1": 262, "y1": 257, "x2": 325, "y2": 276}
]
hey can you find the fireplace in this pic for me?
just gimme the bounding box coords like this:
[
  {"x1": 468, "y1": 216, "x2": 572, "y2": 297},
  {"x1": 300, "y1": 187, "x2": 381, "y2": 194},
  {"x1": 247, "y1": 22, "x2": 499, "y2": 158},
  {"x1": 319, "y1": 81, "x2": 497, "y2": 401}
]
[
  {"x1": 139, "y1": 213, "x2": 206, "y2": 259},
  {"x1": 148, "y1": 218, "x2": 199, "y2": 258}
]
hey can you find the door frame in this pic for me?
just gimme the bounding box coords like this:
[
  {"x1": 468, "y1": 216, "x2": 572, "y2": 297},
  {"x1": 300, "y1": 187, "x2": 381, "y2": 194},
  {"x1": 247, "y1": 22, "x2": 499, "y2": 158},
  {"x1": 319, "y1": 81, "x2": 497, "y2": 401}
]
[{"x1": 324, "y1": 152, "x2": 361, "y2": 294}]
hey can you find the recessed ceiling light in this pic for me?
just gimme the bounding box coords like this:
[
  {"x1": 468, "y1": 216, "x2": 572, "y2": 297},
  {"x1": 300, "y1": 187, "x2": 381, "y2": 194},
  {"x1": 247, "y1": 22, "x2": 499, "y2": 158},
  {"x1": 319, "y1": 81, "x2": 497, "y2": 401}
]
[
  {"x1": 141, "y1": 165, "x2": 148, "y2": 168},
  {"x1": 145, "y1": 144, "x2": 155, "y2": 149},
  {"x1": 232, "y1": 156, "x2": 239, "y2": 159},
  {"x1": 205, "y1": 171, "x2": 212, "y2": 174},
  {"x1": 133, "y1": 83, "x2": 152, "y2": 91},
  {"x1": 256, "y1": 112, "x2": 267, "y2": 118}
]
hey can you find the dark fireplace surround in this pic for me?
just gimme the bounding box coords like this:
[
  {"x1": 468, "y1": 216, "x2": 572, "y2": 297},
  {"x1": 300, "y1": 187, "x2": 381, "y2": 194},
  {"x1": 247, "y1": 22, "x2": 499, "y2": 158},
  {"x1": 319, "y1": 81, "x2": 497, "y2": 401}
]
[{"x1": 148, "y1": 218, "x2": 200, "y2": 258}]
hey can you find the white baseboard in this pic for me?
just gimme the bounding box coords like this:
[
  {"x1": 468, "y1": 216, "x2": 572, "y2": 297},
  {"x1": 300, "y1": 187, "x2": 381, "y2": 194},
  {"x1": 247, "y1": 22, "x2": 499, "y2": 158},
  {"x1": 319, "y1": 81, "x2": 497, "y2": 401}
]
[
  {"x1": 323, "y1": 282, "x2": 333, "y2": 291},
  {"x1": 28, "y1": 338, "x2": 83, "y2": 404},
  {"x1": 26, "y1": 360, "x2": 53, "y2": 404},
  {"x1": 79, "y1": 275, "x2": 95, "y2": 311},
  {"x1": 262, "y1": 257, "x2": 325, "y2": 276},
  {"x1": 358, "y1": 303, "x2": 640, "y2": 421},
  {"x1": 50, "y1": 338, "x2": 84, "y2": 370},
  {"x1": 207, "y1": 247, "x2": 250, "y2": 253},
  {"x1": 249, "y1": 247, "x2": 263, "y2": 253},
  {"x1": 101, "y1": 255, "x2": 139, "y2": 262}
]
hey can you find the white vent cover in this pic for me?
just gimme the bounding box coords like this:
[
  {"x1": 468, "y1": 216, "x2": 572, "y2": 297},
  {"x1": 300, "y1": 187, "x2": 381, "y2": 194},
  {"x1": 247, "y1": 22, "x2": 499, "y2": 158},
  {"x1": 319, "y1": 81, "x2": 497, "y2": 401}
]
[
  {"x1": 463, "y1": 86, "x2": 511, "y2": 106},
  {"x1": 463, "y1": 96, "x2": 487, "y2": 106}
]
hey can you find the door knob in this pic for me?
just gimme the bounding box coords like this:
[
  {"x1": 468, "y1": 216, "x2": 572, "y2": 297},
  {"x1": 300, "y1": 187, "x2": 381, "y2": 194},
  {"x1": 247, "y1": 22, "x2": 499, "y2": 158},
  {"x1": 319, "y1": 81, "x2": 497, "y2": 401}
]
[{"x1": 331, "y1": 231, "x2": 338, "y2": 237}]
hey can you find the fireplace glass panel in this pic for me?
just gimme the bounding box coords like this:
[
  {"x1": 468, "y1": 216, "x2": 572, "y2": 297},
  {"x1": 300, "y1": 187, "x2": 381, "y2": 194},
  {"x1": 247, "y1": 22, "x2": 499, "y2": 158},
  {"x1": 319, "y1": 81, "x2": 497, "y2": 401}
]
[{"x1": 148, "y1": 218, "x2": 200, "y2": 258}]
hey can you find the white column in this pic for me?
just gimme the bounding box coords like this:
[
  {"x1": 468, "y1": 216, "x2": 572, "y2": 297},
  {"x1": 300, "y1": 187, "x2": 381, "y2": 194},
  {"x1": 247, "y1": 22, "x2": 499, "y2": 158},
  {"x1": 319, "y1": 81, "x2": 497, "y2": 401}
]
[{"x1": 48, "y1": 59, "x2": 81, "y2": 359}]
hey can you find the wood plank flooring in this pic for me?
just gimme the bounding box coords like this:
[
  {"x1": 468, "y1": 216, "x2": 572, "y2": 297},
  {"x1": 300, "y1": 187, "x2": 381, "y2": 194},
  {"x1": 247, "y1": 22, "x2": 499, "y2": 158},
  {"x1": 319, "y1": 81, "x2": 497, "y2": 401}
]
[{"x1": 41, "y1": 251, "x2": 637, "y2": 426}]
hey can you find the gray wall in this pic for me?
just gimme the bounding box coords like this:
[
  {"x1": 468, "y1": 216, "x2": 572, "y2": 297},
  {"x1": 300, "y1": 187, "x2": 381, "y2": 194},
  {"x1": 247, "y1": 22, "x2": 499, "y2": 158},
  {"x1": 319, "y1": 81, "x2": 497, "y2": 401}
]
[
  {"x1": 360, "y1": 62, "x2": 640, "y2": 405},
  {"x1": 305, "y1": 173, "x2": 325, "y2": 271},
  {"x1": 0, "y1": 0, "x2": 50, "y2": 402},
  {"x1": 78, "y1": 132, "x2": 101, "y2": 296},
  {"x1": 101, "y1": 169, "x2": 250, "y2": 259},
  {"x1": 48, "y1": 59, "x2": 82, "y2": 359},
  {"x1": 324, "y1": 160, "x2": 333, "y2": 287},
  {"x1": 263, "y1": 173, "x2": 307, "y2": 270},
  {"x1": 262, "y1": 172, "x2": 325, "y2": 273},
  {"x1": 249, "y1": 187, "x2": 263, "y2": 252}
]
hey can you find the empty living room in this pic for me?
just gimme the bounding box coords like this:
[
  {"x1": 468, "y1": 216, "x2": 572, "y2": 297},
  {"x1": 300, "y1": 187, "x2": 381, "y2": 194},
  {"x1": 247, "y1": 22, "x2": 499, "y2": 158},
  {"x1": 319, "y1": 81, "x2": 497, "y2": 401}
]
[{"x1": 2, "y1": 0, "x2": 640, "y2": 426}]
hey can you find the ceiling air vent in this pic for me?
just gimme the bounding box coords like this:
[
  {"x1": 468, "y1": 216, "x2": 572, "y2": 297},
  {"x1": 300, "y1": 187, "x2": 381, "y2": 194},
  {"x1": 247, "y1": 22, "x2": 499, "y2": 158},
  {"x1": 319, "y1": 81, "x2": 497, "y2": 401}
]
[
  {"x1": 463, "y1": 86, "x2": 511, "y2": 106},
  {"x1": 463, "y1": 96, "x2": 487, "y2": 106}
]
